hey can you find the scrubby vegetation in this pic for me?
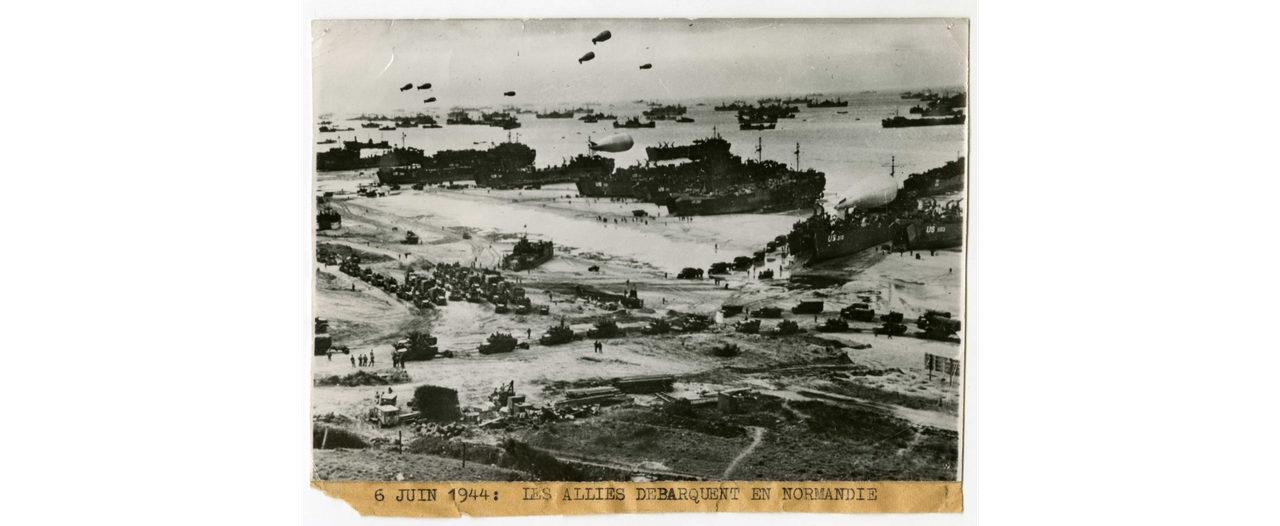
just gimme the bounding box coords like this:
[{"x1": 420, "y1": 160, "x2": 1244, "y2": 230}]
[
  {"x1": 710, "y1": 343, "x2": 742, "y2": 357},
  {"x1": 313, "y1": 425, "x2": 368, "y2": 449},
  {"x1": 412, "y1": 385, "x2": 462, "y2": 422}
]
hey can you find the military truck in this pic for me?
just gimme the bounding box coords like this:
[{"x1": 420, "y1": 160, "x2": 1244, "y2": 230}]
[
  {"x1": 792, "y1": 301, "x2": 823, "y2": 314},
  {"x1": 753, "y1": 307, "x2": 783, "y2": 319},
  {"x1": 841, "y1": 305, "x2": 876, "y2": 321},
  {"x1": 677, "y1": 267, "x2": 704, "y2": 279},
  {"x1": 314, "y1": 317, "x2": 332, "y2": 356},
  {"x1": 918, "y1": 312, "x2": 961, "y2": 341}
]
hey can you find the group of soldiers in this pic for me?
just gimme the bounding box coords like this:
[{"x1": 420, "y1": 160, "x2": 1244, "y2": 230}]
[{"x1": 350, "y1": 352, "x2": 376, "y2": 367}]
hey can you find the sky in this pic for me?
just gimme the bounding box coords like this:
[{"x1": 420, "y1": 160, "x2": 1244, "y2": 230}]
[{"x1": 311, "y1": 19, "x2": 968, "y2": 114}]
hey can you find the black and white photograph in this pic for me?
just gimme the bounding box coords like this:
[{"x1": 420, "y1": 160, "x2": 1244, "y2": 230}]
[{"x1": 309, "y1": 18, "x2": 968, "y2": 486}]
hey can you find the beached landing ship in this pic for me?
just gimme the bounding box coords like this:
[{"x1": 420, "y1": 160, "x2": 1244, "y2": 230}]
[
  {"x1": 473, "y1": 154, "x2": 615, "y2": 189},
  {"x1": 663, "y1": 157, "x2": 826, "y2": 216},
  {"x1": 580, "y1": 139, "x2": 825, "y2": 216},
  {"x1": 784, "y1": 158, "x2": 966, "y2": 263},
  {"x1": 502, "y1": 236, "x2": 554, "y2": 271},
  {"x1": 316, "y1": 138, "x2": 416, "y2": 172},
  {"x1": 574, "y1": 177, "x2": 636, "y2": 198},
  {"x1": 375, "y1": 140, "x2": 536, "y2": 185},
  {"x1": 789, "y1": 201, "x2": 963, "y2": 264}
]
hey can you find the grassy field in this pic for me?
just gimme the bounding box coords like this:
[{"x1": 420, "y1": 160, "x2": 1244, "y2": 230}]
[
  {"x1": 312, "y1": 449, "x2": 529, "y2": 481},
  {"x1": 732, "y1": 400, "x2": 958, "y2": 481},
  {"x1": 520, "y1": 408, "x2": 752, "y2": 479}
]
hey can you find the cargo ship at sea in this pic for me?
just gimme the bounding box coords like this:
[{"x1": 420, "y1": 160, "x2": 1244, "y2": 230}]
[
  {"x1": 881, "y1": 114, "x2": 966, "y2": 128},
  {"x1": 807, "y1": 97, "x2": 848, "y2": 108},
  {"x1": 316, "y1": 138, "x2": 417, "y2": 172},
  {"x1": 737, "y1": 103, "x2": 798, "y2": 122},
  {"x1": 642, "y1": 104, "x2": 687, "y2": 121},
  {"x1": 714, "y1": 101, "x2": 750, "y2": 111},
  {"x1": 473, "y1": 154, "x2": 614, "y2": 189},
  {"x1": 613, "y1": 117, "x2": 655, "y2": 129},
  {"x1": 478, "y1": 111, "x2": 520, "y2": 130},
  {"x1": 909, "y1": 105, "x2": 962, "y2": 117},
  {"x1": 374, "y1": 139, "x2": 536, "y2": 185},
  {"x1": 535, "y1": 109, "x2": 574, "y2": 119},
  {"x1": 502, "y1": 236, "x2": 553, "y2": 271},
  {"x1": 908, "y1": 92, "x2": 967, "y2": 117},
  {"x1": 784, "y1": 157, "x2": 966, "y2": 264},
  {"x1": 446, "y1": 109, "x2": 483, "y2": 126}
]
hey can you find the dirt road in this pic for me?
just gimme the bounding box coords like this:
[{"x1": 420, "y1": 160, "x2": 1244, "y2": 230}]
[{"x1": 722, "y1": 426, "x2": 766, "y2": 480}]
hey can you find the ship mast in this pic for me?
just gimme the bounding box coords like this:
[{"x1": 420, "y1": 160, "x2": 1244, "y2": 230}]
[
  {"x1": 756, "y1": 137, "x2": 763, "y2": 163},
  {"x1": 794, "y1": 142, "x2": 801, "y2": 171}
]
